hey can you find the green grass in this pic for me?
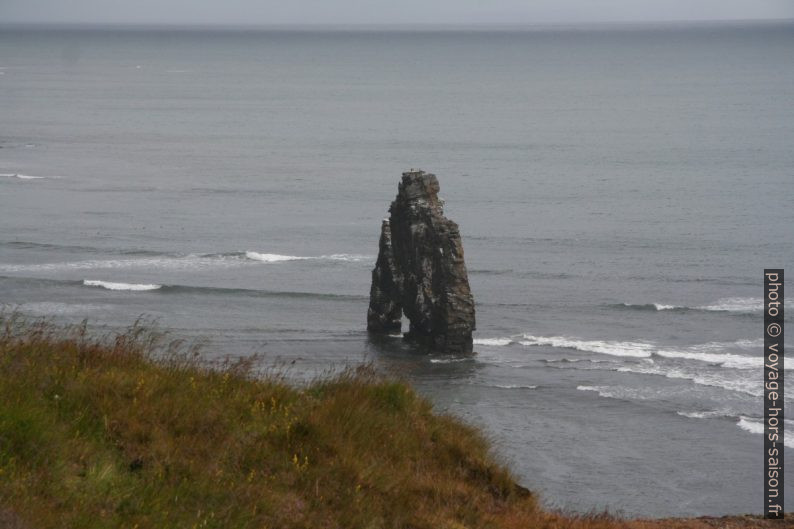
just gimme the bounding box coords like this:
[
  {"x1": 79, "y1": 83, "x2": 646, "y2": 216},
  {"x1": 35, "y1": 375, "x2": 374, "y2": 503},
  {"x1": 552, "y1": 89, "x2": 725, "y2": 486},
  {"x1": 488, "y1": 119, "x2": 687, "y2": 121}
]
[
  {"x1": 0, "y1": 316, "x2": 782, "y2": 529},
  {"x1": 0, "y1": 316, "x2": 545, "y2": 529}
]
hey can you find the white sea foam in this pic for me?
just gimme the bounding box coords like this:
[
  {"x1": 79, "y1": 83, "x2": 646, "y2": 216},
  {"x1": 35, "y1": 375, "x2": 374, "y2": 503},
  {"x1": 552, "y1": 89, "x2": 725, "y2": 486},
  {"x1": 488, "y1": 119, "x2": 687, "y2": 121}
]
[
  {"x1": 676, "y1": 410, "x2": 731, "y2": 419},
  {"x1": 474, "y1": 337, "x2": 513, "y2": 346},
  {"x1": 655, "y1": 340, "x2": 788, "y2": 370},
  {"x1": 245, "y1": 252, "x2": 308, "y2": 262},
  {"x1": 734, "y1": 338, "x2": 764, "y2": 348},
  {"x1": 619, "y1": 297, "x2": 767, "y2": 313},
  {"x1": 245, "y1": 251, "x2": 372, "y2": 263},
  {"x1": 520, "y1": 335, "x2": 654, "y2": 358},
  {"x1": 83, "y1": 280, "x2": 161, "y2": 291},
  {"x1": 578, "y1": 385, "x2": 625, "y2": 400},
  {"x1": 577, "y1": 385, "x2": 630, "y2": 399},
  {"x1": 654, "y1": 348, "x2": 762, "y2": 370},
  {"x1": 737, "y1": 417, "x2": 794, "y2": 448},
  {"x1": 576, "y1": 384, "x2": 658, "y2": 401},
  {"x1": 696, "y1": 298, "x2": 764, "y2": 312},
  {"x1": 544, "y1": 358, "x2": 571, "y2": 363},
  {"x1": 697, "y1": 297, "x2": 762, "y2": 312},
  {"x1": 429, "y1": 357, "x2": 470, "y2": 364},
  {"x1": 322, "y1": 254, "x2": 372, "y2": 262},
  {"x1": 519, "y1": 333, "x2": 776, "y2": 372},
  {"x1": 1, "y1": 173, "x2": 49, "y2": 180},
  {"x1": 737, "y1": 416, "x2": 764, "y2": 435},
  {"x1": 15, "y1": 174, "x2": 45, "y2": 180},
  {"x1": 544, "y1": 357, "x2": 611, "y2": 364},
  {"x1": 615, "y1": 302, "x2": 684, "y2": 311}
]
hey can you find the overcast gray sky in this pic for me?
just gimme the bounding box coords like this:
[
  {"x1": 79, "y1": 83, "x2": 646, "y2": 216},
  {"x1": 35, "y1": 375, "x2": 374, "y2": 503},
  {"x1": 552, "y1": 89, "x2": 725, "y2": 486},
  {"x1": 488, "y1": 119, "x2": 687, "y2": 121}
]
[{"x1": 1, "y1": 0, "x2": 792, "y2": 26}]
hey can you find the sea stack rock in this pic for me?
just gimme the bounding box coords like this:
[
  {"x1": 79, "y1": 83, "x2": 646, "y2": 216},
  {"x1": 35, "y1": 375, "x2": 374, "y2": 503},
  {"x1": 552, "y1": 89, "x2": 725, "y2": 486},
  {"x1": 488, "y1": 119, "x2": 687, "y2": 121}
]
[{"x1": 367, "y1": 169, "x2": 475, "y2": 354}]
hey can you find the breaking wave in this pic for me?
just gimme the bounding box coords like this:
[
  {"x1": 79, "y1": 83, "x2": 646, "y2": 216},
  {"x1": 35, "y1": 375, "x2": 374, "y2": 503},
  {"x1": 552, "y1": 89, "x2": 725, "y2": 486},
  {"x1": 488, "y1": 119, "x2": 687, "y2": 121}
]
[
  {"x1": 517, "y1": 333, "x2": 787, "y2": 397},
  {"x1": 0, "y1": 173, "x2": 59, "y2": 180},
  {"x1": 613, "y1": 297, "x2": 764, "y2": 314},
  {"x1": 429, "y1": 357, "x2": 472, "y2": 364},
  {"x1": 520, "y1": 335, "x2": 654, "y2": 358},
  {"x1": 653, "y1": 343, "x2": 767, "y2": 370},
  {"x1": 83, "y1": 280, "x2": 162, "y2": 291},
  {"x1": 576, "y1": 385, "x2": 658, "y2": 401},
  {"x1": 520, "y1": 334, "x2": 771, "y2": 369},
  {"x1": 244, "y1": 251, "x2": 371, "y2": 263},
  {"x1": 542, "y1": 357, "x2": 613, "y2": 364},
  {"x1": 245, "y1": 252, "x2": 308, "y2": 262},
  {"x1": 473, "y1": 337, "x2": 513, "y2": 346},
  {"x1": 737, "y1": 417, "x2": 794, "y2": 448},
  {"x1": 676, "y1": 410, "x2": 732, "y2": 420},
  {"x1": 698, "y1": 297, "x2": 763, "y2": 312},
  {"x1": 672, "y1": 412, "x2": 794, "y2": 447},
  {"x1": 612, "y1": 303, "x2": 685, "y2": 311}
]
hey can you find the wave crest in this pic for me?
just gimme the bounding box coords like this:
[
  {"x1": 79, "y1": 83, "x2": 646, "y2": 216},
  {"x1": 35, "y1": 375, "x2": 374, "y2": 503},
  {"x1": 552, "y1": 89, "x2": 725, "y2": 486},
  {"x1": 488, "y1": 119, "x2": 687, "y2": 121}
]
[
  {"x1": 653, "y1": 345, "x2": 766, "y2": 370},
  {"x1": 245, "y1": 252, "x2": 372, "y2": 263},
  {"x1": 613, "y1": 303, "x2": 684, "y2": 311},
  {"x1": 520, "y1": 335, "x2": 654, "y2": 358},
  {"x1": 677, "y1": 410, "x2": 731, "y2": 420},
  {"x1": 83, "y1": 280, "x2": 161, "y2": 291},
  {"x1": 1, "y1": 173, "x2": 58, "y2": 180},
  {"x1": 245, "y1": 252, "x2": 306, "y2": 262},
  {"x1": 614, "y1": 297, "x2": 764, "y2": 314},
  {"x1": 697, "y1": 297, "x2": 762, "y2": 312},
  {"x1": 737, "y1": 417, "x2": 794, "y2": 448},
  {"x1": 473, "y1": 337, "x2": 513, "y2": 346},
  {"x1": 521, "y1": 333, "x2": 774, "y2": 371}
]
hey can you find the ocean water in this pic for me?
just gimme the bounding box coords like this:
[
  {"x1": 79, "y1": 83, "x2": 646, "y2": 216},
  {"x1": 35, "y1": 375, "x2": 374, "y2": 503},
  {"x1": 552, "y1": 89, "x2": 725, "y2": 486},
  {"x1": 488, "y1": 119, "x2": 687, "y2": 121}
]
[{"x1": 1, "y1": 21, "x2": 793, "y2": 517}]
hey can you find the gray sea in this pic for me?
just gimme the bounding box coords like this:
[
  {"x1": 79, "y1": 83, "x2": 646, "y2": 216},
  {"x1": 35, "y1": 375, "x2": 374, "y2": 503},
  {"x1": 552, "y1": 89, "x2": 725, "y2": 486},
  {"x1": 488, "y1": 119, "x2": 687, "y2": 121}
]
[{"x1": 1, "y1": 21, "x2": 793, "y2": 517}]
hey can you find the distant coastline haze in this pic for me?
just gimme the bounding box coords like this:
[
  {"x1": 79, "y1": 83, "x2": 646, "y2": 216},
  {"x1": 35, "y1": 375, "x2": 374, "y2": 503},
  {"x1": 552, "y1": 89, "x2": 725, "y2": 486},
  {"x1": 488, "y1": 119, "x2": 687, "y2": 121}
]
[{"x1": 0, "y1": 0, "x2": 792, "y2": 26}]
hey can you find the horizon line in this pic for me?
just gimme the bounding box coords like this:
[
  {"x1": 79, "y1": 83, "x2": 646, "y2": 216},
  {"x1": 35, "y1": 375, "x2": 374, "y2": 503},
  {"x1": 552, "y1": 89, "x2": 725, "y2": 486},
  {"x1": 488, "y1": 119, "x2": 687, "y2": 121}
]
[{"x1": 1, "y1": 17, "x2": 792, "y2": 32}]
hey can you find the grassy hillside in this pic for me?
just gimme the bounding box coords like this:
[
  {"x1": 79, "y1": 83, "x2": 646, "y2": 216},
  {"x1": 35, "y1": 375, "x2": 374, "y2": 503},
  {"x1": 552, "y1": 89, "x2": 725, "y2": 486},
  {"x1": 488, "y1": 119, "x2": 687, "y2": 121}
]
[{"x1": 0, "y1": 316, "x2": 788, "y2": 529}]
